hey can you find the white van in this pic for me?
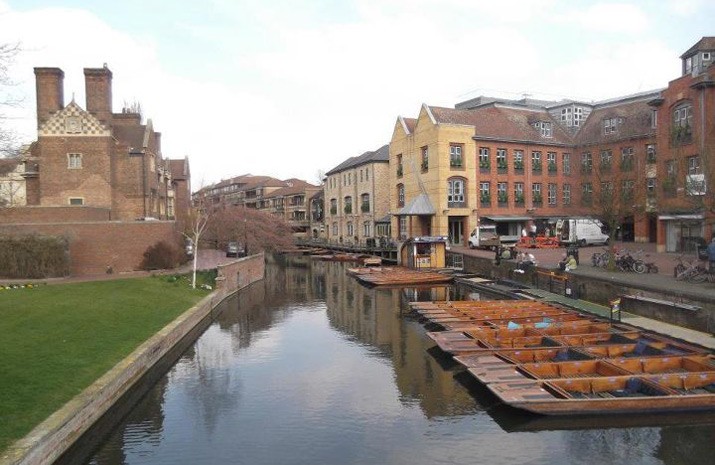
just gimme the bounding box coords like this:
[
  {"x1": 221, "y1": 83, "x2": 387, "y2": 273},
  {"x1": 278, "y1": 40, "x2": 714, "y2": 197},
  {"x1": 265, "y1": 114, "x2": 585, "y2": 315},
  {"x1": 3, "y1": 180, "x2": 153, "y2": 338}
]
[
  {"x1": 468, "y1": 225, "x2": 500, "y2": 249},
  {"x1": 556, "y1": 219, "x2": 609, "y2": 246}
]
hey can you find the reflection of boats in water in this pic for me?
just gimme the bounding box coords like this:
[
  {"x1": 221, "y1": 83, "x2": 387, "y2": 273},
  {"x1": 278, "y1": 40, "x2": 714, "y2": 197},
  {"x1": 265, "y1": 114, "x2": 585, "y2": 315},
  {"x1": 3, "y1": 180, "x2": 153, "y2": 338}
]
[{"x1": 412, "y1": 299, "x2": 715, "y2": 416}]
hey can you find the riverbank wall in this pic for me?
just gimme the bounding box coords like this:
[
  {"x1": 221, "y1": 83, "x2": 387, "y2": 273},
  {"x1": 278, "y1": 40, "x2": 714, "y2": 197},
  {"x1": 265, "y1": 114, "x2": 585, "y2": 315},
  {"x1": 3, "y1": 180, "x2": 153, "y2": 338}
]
[
  {"x1": 462, "y1": 254, "x2": 715, "y2": 334},
  {"x1": 0, "y1": 253, "x2": 265, "y2": 465}
]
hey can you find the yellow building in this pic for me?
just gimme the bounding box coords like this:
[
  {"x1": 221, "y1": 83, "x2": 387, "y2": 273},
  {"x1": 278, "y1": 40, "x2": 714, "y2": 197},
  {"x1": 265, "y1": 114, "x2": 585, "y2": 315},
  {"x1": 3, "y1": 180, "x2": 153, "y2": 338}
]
[{"x1": 390, "y1": 104, "x2": 478, "y2": 245}]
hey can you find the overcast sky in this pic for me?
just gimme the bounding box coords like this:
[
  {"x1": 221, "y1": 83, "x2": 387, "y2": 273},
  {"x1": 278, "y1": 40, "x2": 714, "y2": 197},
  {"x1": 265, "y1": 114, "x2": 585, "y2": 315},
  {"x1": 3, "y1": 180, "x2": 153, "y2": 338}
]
[{"x1": 0, "y1": 0, "x2": 713, "y2": 189}]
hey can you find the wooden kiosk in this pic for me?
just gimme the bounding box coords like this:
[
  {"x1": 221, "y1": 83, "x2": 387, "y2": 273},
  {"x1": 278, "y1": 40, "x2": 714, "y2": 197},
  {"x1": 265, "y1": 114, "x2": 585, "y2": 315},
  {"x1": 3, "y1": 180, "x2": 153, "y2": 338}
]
[{"x1": 400, "y1": 236, "x2": 448, "y2": 269}]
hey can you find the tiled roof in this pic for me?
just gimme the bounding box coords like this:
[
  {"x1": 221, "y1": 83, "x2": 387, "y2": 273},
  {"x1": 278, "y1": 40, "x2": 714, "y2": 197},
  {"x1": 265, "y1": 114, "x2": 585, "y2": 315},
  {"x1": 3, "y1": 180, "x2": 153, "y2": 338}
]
[
  {"x1": 0, "y1": 157, "x2": 21, "y2": 176},
  {"x1": 113, "y1": 124, "x2": 147, "y2": 150},
  {"x1": 429, "y1": 105, "x2": 574, "y2": 145},
  {"x1": 395, "y1": 193, "x2": 435, "y2": 216},
  {"x1": 403, "y1": 118, "x2": 417, "y2": 133},
  {"x1": 325, "y1": 144, "x2": 389, "y2": 175},
  {"x1": 264, "y1": 179, "x2": 319, "y2": 198},
  {"x1": 680, "y1": 37, "x2": 715, "y2": 59},
  {"x1": 574, "y1": 99, "x2": 655, "y2": 146}
]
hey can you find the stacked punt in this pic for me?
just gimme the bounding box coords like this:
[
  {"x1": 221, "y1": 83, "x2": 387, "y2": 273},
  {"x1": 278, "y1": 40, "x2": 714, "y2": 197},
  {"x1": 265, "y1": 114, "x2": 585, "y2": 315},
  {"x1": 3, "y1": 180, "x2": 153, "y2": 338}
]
[
  {"x1": 411, "y1": 300, "x2": 715, "y2": 415},
  {"x1": 347, "y1": 266, "x2": 453, "y2": 287}
]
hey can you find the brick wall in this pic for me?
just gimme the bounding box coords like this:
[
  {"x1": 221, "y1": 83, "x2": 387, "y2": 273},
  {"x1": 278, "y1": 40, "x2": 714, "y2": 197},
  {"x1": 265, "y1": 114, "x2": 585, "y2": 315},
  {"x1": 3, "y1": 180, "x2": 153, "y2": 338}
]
[
  {"x1": 0, "y1": 220, "x2": 179, "y2": 275},
  {"x1": 0, "y1": 206, "x2": 111, "y2": 223},
  {"x1": 216, "y1": 253, "x2": 266, "y2": 292}
]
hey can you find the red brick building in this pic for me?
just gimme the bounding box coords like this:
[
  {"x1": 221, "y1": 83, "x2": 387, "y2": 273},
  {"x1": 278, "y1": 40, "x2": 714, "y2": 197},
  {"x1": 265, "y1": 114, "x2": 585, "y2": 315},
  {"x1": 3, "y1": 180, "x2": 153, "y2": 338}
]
[{"x1": 0, "y1": 65, "x2": 192, "y2": 275}]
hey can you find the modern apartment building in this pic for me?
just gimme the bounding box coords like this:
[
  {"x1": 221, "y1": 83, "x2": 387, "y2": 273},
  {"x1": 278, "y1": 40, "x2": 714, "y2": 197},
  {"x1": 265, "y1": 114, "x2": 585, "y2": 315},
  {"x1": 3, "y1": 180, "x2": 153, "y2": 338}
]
[
  {"x1": 390, "y1": 37, "x2": 715, "y2": 252},
  {"x1": 324, "y1": 144, "x2": 390, "y2": 245}
]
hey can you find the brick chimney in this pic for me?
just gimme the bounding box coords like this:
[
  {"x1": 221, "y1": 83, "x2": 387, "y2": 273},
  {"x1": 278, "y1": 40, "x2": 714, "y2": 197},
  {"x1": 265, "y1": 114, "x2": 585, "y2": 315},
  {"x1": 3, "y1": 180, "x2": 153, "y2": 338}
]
[
  {"x1": 84, "y1": 65, "x2": 113, "y2": 124},
  {"x1": 34, "y1": 67, "x2": 64, "y2": 128}
]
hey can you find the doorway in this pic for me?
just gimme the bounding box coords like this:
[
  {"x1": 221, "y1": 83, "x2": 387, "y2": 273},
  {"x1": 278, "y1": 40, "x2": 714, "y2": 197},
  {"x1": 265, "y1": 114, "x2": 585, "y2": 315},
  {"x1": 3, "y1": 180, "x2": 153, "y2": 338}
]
[{"x1": 448, "y1": 217, "x2": 465, "y2": 246}]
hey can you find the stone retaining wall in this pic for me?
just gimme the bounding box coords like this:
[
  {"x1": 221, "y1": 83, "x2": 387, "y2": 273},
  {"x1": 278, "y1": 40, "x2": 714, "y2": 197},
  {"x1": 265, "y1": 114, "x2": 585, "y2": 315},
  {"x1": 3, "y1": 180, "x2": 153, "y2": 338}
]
[{"x1": 1, "y1": 255, "x2": 265, "y2": 465}]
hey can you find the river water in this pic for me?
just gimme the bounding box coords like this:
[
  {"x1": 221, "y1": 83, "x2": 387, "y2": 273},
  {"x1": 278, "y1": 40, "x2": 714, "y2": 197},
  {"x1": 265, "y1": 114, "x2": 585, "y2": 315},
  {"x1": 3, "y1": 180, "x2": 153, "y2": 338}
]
[{"x1": 81, "y1": 257, "x2": 714, "y2": 465}]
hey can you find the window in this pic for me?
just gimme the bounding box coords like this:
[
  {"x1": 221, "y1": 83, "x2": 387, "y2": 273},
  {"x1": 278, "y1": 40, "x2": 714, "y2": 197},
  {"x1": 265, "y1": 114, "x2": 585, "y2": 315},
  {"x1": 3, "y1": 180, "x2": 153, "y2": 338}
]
[
  {"x1": 704, "y1": 52, "x2": 712, "y2": 61},
  {"x1": 69, "y1": 197, "x2": 83, "y2": 205},
  {"x1": 497, "y1": 182, "x2": 508, "y2": 204},
  {"x1": 365, "y1": 168, "x2": 369, "y2": 181},
  {"x1": 361, "y1": 193, "x2": 370, "y2": 212},
  {"x1": 562, "y1": 184, "x2": 571, "y2": 205},
  {"x1": 344, "y1": 196, "x2": 352, "y2": 214},
  {"x1": 646, "y1": 178, "x2": 656, "y2": 196},
  {"x1": 650, "y1": 109, "x2": 657, "y2": 129},
  {"x1": 332, "y1": 223, "x2": 338, "y2": 235},
  {"x1": 479, "y1": 181, "x2": 490, "y2": 205},
  {"x1": 547, "y1": 152, "x2": 557, "y2": 173},
  {"x1": 450, "y1": 144, "x2": 463, "y2": 168},
  {"x1": 363, "y1": 221, "x2": 371, "y2": 237},
  {"x1": 479, "y1": 147, "x2": 490, "y2": 169},
  {"x1": 513, "y1": 150, "x2": 524, "y2": 170},
  {"x1": 601, "y1": 182, "x2": 614, "y2": 203},
  {"x1": 531, "y1": 151, "x2": 542, "y2": 172},
  {"x1": 673, "y1": 103, "x2": 693, "y2": 143},
  {"x1": 604, "y1": 117, "x2": 621, "y2": 135},
  {"x1": 397, "y1": 154, "x2": 403, "y2": 177},
  {"x1": 599, "y1": 150, "x2": 612, "y2": 171},
  {"x1": 666, "y1": 159, "x2": 677, "y2": 177},
  {"x1": 532, "y1": 183, "x2": 542, "y2": 204},
  {"x1": 330, "y1": 198, "x2": 337, "y2": 215},
  {"x1": 562, "y1": 153, "x2": 571, "y2": 175},
  {"x1": 347, "y1": 221, "x2": 354, "y2": 237},
  {"x1": 448, "y1": 178, "x2": 466, "y2": 207},
  {"x1": 548, "y1": 183, "x2": 557, "y2": 205},
  {"x1": 397, "y1": 184, "x2": 405, "y2": 207},
  {"x1": 581, "y1": 152, "x2": 592, "y2": 173},
  {"x1": 421, "y1": 146, "x2": 429, "y2": 171},
  {"x1": 687, "y1": 155, "x2": 701, "y2": 175},
  {"x1": 399, "y1": 216, "x2": 407, "y2": 240},
  {"x1": 621, "y1": 180, "x2": 635, "y2": 201},
  {"x1": 496, "y1": 148, "x2": 507, "y2": 170},
  {"x1": 360, "y1": 170, "x2": 363, "y2": 182},
  {"x1": 581, "y1": 182, "x2": 593, "y2": 205},
  {"x1": 514, "y1": 182, "x2": 524, "y2": 204},
  {"x1": 67, "y1": 153, "x2": 82, "y2": 169},
  {"x1": 621, "y1": 147, "x2": 634, "y2": 171},
  {"x1": 534, "y1": 121, "x2": 552, "y2": 137},
  {"x1": 646, "y1": 144, "x2": 656, "y2": 164}
]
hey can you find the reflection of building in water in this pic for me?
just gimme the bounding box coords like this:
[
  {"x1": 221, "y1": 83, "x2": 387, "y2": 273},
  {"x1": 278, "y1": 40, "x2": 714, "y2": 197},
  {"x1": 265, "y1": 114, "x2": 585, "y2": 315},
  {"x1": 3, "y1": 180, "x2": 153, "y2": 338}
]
[
  {"x1": 265, "y1": 254, "x2": 325, "y2": 302},
  {"x1": 325, "y1": 264, "x2": 478, "y2": 418}
]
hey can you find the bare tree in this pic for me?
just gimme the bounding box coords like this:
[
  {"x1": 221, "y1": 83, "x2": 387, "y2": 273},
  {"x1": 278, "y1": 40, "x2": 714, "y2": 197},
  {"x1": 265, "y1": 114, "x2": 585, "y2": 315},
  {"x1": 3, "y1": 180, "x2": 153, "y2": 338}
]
[
  {"x1": 206, "y1": 202, "x2": 294, "y2": 253},
  {"x1": 0, "y1": 43, "x2": 21, "y2": 158},
  {"x1": 184, "y1": 195, "x2": 211, "y2": 289}
]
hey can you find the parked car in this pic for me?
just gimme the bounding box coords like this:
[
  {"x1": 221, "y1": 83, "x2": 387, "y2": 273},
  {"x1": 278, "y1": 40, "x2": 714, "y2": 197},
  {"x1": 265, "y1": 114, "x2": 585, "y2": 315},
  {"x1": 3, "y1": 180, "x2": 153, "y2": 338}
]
[
  {"x1": 185, "y1": 239, "x2": 194, "y2": 258},
  {"x1": 226, "y1": 241, "x2": 240, "y2": 257}
]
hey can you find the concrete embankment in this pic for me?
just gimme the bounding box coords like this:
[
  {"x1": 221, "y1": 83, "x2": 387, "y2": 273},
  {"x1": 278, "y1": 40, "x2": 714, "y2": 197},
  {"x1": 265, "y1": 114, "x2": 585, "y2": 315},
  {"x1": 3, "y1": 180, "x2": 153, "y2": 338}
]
[{"x1": 1, "y1": 253, "x2": 265, "y2": 465}]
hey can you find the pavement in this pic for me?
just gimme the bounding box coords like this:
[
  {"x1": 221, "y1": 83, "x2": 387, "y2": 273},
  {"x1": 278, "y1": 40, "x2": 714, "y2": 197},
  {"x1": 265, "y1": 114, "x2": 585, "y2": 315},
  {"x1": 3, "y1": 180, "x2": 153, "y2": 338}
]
[{"x1": 453, "y1": 241, "x2": 715, "y2": 350}]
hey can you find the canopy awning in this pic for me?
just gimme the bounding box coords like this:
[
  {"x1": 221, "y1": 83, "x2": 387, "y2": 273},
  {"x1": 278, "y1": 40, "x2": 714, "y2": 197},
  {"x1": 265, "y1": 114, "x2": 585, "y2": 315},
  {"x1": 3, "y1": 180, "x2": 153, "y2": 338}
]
[
  {"x1": 482, "y1": 216, "x2": 532, "y2": 222},
  {"x1": 658, "y1": 213, "x2": 704, "y2": 220},
  {"x1": 395, "y1": 193, "x2": 436, "y2": 216}
]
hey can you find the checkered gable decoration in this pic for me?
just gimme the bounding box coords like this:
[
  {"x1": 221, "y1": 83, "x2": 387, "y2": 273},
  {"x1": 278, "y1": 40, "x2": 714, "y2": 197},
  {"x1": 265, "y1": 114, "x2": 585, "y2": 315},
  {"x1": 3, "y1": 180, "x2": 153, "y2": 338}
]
[{"x1": 39, "y1": 101, "x2": 111, "y2": 137}]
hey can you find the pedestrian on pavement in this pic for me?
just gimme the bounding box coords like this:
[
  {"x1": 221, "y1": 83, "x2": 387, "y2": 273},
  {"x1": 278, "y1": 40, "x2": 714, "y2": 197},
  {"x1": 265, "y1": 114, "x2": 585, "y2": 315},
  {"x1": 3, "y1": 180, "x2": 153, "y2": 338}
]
[{"x1": 707, "y1": 237, "x2": 715, "y2": 273}]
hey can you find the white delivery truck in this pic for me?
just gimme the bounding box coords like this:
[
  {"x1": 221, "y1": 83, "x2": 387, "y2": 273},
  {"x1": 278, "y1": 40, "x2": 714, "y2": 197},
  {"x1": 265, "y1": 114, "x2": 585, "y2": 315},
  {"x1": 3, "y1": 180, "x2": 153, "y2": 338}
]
[
  {"x1": 556, "y1": 218, "x2": 609, "y2": 246},
  {"x1": 468, "y1": 224, "x2": 500, "y2": 249}
]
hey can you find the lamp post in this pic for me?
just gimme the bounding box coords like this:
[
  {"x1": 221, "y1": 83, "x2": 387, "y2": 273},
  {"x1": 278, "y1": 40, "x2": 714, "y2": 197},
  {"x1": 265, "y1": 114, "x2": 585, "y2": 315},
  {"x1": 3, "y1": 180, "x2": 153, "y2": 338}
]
[{"x1": 243, "y1": 218, "x2": 248, "y2": 256}]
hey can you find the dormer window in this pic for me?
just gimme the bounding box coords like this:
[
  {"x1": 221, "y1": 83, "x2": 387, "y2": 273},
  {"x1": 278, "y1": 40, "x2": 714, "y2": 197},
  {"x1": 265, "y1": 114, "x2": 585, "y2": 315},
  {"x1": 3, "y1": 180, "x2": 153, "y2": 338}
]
[
  {"x1": 533, "y1": 121, "x2": 552, "y2": 137},
  {"x1": 603, "y1": 117, "x2": 622, "y2": 135}
]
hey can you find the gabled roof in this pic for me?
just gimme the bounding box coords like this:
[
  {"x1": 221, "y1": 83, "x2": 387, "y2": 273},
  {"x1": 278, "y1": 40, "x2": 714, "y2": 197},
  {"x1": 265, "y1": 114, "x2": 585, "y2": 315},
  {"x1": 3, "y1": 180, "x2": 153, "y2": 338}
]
[
  {"x1": 168, "y1": 157, "x2": 190, "y2": 180},
  {"x1": 325, "y1": 144, "x2": 389, "y2": 175},
  {"x1": 263, "y1": 179, "x2": 318, "y2": 198},
  {"x1": 38, "y1": 100, "x2": 110, "y2": 137},
  {"x1": 680, "y1": 37, "x2": 715, "y2": 59},
  {"x1": 395, "y1": 193, "x2": 435, "y2": 216}
]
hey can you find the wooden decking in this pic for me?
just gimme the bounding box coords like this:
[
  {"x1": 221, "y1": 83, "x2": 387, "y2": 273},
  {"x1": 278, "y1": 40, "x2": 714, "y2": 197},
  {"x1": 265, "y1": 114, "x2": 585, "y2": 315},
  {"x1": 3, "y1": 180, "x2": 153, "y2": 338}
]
[
  {"x1": 347, "y1": 266, "x2": 453, "y2": 287},
  {"x1": 410, "y1": 299, "x2": 715, "y2": 415}
]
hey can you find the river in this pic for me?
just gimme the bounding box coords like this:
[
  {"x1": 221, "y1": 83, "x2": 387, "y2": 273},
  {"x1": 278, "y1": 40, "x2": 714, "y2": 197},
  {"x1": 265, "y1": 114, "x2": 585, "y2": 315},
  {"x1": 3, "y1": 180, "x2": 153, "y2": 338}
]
[{"x1": 78, "y1": 256, "x2": 714, "y2": 465}]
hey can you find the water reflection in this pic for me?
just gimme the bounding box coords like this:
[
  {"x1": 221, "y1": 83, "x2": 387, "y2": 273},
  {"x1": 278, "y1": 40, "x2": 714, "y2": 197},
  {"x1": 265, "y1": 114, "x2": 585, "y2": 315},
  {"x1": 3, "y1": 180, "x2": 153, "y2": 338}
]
[{"x1": 83, "y1": 257, "x2": 715, "y2": 465}]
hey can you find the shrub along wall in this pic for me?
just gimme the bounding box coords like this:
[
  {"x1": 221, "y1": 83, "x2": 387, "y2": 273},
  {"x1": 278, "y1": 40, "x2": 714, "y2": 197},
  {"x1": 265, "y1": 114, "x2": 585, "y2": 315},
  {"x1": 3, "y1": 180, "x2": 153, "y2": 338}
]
[{"x1": 0, "y1": 235, "x2": 70, "y2": 278}]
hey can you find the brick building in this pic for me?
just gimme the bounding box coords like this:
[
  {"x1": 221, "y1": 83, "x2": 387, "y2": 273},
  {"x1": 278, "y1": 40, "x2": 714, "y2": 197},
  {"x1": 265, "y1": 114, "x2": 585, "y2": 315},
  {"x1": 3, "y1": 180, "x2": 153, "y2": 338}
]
[
  {"x1": 0, "y1": 65, "x2": 192, "y2": 275},
  {"x1": 324, "y1": 144, "x2": 390, "y2": 246},
  {"x1": 389, "y1": 37, "x2": 715, "y2": 252}
]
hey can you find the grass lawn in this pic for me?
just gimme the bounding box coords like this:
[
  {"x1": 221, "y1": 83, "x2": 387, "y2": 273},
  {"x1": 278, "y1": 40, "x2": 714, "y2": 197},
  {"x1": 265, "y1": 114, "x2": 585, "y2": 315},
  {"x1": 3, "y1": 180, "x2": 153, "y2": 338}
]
[{"x1": 0, "y1": 275, "x2": 211, "y2": 453}]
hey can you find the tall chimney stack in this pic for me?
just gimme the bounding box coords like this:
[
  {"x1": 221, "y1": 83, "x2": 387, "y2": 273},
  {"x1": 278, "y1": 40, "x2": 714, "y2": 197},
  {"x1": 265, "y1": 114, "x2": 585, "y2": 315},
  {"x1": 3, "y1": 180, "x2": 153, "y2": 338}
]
[
  {"x1": 34, "y1": 67, "x2": 64, "y2": 128},
  {"x1": 84, "y1": 65, "x2": 113, "y2": 124}
]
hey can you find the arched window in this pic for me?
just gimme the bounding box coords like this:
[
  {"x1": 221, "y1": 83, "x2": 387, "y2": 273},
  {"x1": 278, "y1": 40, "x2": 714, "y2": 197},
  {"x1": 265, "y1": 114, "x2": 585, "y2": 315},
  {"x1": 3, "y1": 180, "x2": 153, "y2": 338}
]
[
  {"x1": 447, "y1": 177, "x2": 466, "y2": 207},
  {"x1": 361, "y1": 193, "x2": 370, "y2": 212},
  {"x1": 397, "y1": 184, "x2": 405, "y2": 208}
]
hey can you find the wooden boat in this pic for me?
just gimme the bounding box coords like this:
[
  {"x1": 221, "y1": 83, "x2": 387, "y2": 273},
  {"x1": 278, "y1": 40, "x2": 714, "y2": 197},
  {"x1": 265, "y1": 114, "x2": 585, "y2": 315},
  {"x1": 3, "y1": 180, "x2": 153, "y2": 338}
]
[
  {"x1": 347, "y1": 266, "x2": 453, "y2": 287},
  {"x1": 417, "y1": 298, "x2": 715, "y2": 414}
]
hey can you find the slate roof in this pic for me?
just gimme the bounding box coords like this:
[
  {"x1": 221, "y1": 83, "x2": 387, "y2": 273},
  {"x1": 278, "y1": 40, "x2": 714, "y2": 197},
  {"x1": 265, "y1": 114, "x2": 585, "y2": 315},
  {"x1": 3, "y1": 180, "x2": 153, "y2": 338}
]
[
  {"x1": 574, "y1": 99, "x2": 656, "y2": 146},
  {"x1": 395, "y1": 193, "x2": 435, "y2": 216},
  {"x1": 263, "y1": 179, "x2": 319, "y2": 198},
  {"x1": 325, "y1": 144, "x2": 389, "y2": 175},
  {"x1": 680, "y1": 37, "x2": 715, "y2": 59}
]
